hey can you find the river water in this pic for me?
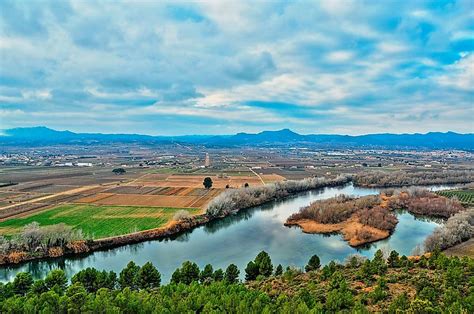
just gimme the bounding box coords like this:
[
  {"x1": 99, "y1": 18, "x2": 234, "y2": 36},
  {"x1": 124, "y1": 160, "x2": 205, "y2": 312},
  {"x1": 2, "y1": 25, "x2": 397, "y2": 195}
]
[{"x1": 0, "y1": 183, "x2": 450, "y2": 282}]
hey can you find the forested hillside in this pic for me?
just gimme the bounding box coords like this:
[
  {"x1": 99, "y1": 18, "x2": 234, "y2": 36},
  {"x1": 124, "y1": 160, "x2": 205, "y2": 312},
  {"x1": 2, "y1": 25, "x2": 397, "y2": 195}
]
[{"x1": 1, "y1": 250, "x2": 472, "y2": 313}]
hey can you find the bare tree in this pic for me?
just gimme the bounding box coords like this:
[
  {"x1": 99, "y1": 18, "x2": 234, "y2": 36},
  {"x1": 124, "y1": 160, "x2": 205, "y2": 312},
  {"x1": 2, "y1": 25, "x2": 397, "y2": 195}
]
[{"x1": 424, "y1": 208, "x2": 474, "y2": 251}]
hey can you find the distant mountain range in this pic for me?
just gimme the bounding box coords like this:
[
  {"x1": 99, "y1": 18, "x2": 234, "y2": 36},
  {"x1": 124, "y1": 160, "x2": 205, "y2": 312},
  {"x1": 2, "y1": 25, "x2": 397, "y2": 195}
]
[{"x1": 2, "y1": 126, "x2": 473, "y2": 150}]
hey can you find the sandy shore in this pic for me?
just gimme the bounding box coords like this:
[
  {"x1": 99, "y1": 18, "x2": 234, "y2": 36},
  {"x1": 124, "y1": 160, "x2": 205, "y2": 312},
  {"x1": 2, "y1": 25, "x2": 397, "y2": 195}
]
[{"x1": 285, "y1": 214, "x2": 390, "y2": 247}]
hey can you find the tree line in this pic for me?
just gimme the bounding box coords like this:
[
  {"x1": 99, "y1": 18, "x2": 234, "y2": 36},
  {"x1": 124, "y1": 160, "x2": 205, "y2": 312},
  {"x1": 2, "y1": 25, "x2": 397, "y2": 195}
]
[
  {"x1": 0, "y1": 223, "x2": 84, "y2": 263},
  {"x1": 207, "y1": 175, "x2": 350, "y2": 217},
  {"x1": 1, "y1": 249, "x2": 472, "y2": 313},
  {"x1": 353, "y1": 170, "x2": 474, "y2": 188}
]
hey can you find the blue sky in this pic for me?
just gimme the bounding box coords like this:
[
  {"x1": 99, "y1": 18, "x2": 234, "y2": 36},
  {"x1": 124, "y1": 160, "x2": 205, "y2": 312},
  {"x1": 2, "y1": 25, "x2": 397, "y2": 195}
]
[{"x1": 0, "y1": 0, "x2": 473, "y2": 135}]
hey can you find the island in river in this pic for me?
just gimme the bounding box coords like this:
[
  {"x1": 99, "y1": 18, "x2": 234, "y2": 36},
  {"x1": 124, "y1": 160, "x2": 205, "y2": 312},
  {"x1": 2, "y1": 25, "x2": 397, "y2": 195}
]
[{"x1": 285, "y1": 189, "x2": 464, "y2": 247}]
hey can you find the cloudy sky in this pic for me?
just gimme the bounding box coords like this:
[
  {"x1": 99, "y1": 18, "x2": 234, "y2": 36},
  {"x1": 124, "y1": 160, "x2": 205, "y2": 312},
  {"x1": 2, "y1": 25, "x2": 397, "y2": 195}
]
[{"x1": 0, "y1": 0, "x2": 473, "y2": 135}]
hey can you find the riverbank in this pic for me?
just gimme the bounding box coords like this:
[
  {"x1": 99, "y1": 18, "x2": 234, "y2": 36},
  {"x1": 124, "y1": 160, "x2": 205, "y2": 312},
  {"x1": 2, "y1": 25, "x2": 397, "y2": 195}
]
[
  {"x1": 0, "y1": 214, "x2": 211, "y2": 266},
  {"x1": 0, "y1": 177, "x2": 351, "y2": 266}
]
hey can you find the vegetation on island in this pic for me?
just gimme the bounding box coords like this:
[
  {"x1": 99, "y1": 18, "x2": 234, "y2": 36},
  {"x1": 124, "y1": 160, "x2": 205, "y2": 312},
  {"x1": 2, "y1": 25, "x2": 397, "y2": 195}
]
[
  {"x1": 0, "y1": 250, "x2": 472, "y2": 313},
  {"x1": 286, "y1": 188, "x2": 464, "y2": 247}
]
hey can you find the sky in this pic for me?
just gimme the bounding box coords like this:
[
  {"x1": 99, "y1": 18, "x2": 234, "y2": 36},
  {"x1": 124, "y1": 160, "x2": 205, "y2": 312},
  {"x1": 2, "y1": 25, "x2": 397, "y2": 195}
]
[{"x1": 0, "y1": 0, "x2": 473, "y2": 135}]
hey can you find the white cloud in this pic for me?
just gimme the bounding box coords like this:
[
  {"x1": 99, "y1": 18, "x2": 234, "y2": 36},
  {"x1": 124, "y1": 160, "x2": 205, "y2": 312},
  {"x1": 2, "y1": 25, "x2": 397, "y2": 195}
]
[
  {"x1": 377, "y1": 42, "x2": 409, "y2": 54},
  {"x1": 21, "y1": 89, "x2": 52, "y2": 100},
  {"x1": 326, "y1": 50, "x2": 354, "y2": 63},
  {"x1": 0, "y1": 0, "x2": 472, "y2": 135},
  {"x1": 436, "y1": 54, "x2": 474, "y2": 91}
]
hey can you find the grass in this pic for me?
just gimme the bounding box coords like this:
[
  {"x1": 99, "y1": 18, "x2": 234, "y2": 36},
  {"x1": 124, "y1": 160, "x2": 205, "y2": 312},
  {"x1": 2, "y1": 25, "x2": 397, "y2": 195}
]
[
  {"x1": 0, "y1": 204, "x2": 200, "y2": 239},
  {"x1": 436, "y1": 189, "x2": 474, "y2": 206}
]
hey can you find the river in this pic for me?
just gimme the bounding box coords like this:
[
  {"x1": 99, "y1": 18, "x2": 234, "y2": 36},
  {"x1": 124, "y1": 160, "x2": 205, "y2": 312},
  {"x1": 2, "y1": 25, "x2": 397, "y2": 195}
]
[{"x1": 0, "y1": 183, "x2": 452, "y2": 282}]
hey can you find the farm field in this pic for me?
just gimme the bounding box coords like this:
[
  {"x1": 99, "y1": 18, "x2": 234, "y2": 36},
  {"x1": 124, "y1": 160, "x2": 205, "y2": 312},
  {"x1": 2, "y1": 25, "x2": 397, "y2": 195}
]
[
  {"x1": 77, "y1": 186, "x2": 223, "y2": 208},
  {"x1": 0, "y1": 204, "x2": 200, "y2": 239},
  {"x1": 436, "y1": 189, "x2": 474, "y2": 206},
  {"x1": 133, "y1": 173, "x2": 266, "y2": 188},
  {"x1": 0, "y1": 167, "x2": 286, "y2": 237}
]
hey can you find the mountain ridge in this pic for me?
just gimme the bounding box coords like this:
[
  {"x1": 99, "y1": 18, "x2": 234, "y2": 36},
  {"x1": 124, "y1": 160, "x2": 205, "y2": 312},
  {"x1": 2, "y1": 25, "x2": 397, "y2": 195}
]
[{"x1": 1, "y1": 126, "x2": 473, "y2": 150}]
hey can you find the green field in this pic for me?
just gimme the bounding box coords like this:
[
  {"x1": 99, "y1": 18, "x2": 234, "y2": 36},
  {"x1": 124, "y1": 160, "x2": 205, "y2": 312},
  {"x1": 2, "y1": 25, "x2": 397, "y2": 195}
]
[
  {"x1": 436, "y1": 189, "x2": 474, "y2": 206},
  {"x1": 0, "y1": 204, "x2": 200, "y2": 239}
]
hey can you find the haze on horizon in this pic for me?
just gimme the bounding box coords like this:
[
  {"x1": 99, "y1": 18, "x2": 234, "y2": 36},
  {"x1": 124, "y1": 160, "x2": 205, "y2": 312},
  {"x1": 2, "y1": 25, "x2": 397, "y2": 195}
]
[{"x1": 0, "y1": 0, "x2": 473, "y2": 136}]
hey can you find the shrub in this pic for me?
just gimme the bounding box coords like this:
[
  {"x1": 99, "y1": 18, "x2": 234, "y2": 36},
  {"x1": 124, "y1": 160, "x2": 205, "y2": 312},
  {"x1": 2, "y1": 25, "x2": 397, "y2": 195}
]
[{"x1": 173, "y1": 210, "x2": 191, "y2": 221}]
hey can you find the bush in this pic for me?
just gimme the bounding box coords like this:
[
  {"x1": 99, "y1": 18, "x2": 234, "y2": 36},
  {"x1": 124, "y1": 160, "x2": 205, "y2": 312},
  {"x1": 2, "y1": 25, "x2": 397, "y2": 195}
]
[{"x1": 173, "y1": 210, "x2": 191, "y2": 221}]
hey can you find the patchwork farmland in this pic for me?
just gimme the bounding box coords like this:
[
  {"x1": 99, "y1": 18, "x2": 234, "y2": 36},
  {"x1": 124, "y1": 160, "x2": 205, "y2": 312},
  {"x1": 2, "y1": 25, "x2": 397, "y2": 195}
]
[
  {"x1": 0, "y1": 204, "x2": 201, "y2": 239},
  {"x1": 0, "y1": 168, "x2": 285, "y2": 239}
]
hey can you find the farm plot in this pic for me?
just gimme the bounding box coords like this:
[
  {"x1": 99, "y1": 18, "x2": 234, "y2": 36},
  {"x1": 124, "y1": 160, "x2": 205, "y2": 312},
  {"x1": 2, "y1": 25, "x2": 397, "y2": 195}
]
[
  {"x1": 75, "y1": 186, "x2": 223, "y2": 209},
  {"x1": 436, "y1": 189, "x2": 474, "y2": 206},
  {"x1": 75, "y1": 193, "x2": 116, "y2": 203},
  {"x1": 19, "y1": 184, "x2": 79, "y2": 194},
  {"x1": 103, "y1": 186, "x2": 159, "y2": 194},
  {"x1": 0, "y1": 192, "x2": 23, "y2": 206},
  {"x1": 133, "y1": 173, "x2": 265, "y2": 189},
  {"x1": 187, "y1": 189, "x2": 223, "y2": 208},
  {"x1": 165, "y1": 174, "x2": 264, "y2": 188},
  {"x1": 0, "y1": 204, "x2": 201, "y2": 239},
  {"x1": 260, "y1": 174, "x2": 286, "y2": 183},
  {"x1": 0, "y1": 202, "x2": 50, "y2": 220},
  {"x1": 90, "y1": 194, "x2": 199, "y2": 208}
]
